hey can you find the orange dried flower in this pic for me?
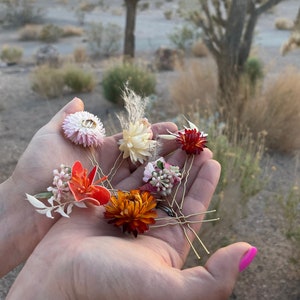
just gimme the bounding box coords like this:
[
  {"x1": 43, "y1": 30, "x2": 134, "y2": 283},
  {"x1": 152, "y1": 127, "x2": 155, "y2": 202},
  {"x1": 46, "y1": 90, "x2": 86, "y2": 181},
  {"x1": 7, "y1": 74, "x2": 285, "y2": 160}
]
[
  {"x1": 68, "y1": 161, "x2": 110, "y2": 206},
  {"x1": 104, "y1": 189, "x2": 157, "y2": 237}
]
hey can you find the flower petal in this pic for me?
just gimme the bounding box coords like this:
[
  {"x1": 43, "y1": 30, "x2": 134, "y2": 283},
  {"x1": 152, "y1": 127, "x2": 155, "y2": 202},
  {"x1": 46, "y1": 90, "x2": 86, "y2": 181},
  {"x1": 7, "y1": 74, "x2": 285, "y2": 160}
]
[{"x1": 26, "y1": 194, "x2": 48, "y2": 209}]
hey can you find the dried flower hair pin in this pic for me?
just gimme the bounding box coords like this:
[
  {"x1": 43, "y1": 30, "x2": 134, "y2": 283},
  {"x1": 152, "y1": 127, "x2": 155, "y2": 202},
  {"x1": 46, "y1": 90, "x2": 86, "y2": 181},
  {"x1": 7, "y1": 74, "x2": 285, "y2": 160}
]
[
  {"x1": 26, "y1": 90, "x2": 218, "y2": 260},
  {"x1": 26, "y1": 161, "x2": 110, "y2": 218},
  {"x1": 62, "y1": 107, "x2": 106, "y2": 148}
]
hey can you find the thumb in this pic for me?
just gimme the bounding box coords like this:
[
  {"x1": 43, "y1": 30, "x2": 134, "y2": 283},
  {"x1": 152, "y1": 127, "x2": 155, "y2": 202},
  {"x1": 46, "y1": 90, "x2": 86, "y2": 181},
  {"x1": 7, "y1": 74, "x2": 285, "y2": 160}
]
[
  {"x1": 181, "y1": 243, "x2": 257, "y2": 299},
  {"x1": 50, "y1": 97, "x2": 84, "y2": 128},
  {"x1": 206, "y1": 242, "x2": 257, "y2": 290}
]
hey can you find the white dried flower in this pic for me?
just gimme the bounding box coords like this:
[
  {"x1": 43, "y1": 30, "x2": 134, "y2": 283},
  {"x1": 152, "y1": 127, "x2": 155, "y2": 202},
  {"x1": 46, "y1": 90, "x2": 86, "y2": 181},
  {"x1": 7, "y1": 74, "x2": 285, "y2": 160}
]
[
  {"x1": 119, "y1": 120, "x2": 156, "y2": 164},
  {"x1": 62, "y1": 110, "x2": 105, "y2": 147}
]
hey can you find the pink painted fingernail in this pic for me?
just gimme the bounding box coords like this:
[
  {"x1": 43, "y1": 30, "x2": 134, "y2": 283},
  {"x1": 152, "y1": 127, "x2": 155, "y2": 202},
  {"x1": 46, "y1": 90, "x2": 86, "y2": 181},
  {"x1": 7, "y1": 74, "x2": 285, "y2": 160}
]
[{"x1": 239, "y1": 247, "x2": 257, "y2": 272}]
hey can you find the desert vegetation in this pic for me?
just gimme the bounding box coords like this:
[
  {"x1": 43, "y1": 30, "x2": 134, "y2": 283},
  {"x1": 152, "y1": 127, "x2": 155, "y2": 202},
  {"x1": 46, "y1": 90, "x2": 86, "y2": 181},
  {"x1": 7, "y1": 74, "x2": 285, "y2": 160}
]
[{"x1": 0, "y1": 0, "x2": 300, "y2": 299}]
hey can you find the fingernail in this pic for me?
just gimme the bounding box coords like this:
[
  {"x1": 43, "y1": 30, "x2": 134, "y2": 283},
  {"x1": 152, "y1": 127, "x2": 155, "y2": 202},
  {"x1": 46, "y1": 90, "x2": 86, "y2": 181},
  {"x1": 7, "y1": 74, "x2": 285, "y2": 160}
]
[{"x1": 239, "y1": 246, "x2": 257, "y2": 272}]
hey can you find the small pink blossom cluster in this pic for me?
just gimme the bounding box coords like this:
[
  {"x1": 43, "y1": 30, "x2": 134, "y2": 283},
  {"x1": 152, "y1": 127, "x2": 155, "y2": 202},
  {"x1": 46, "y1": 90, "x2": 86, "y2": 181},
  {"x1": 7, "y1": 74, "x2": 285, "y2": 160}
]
[
  {"x1": 142, "y1": 157, "x2": 182, "y2": 197},
  {"x1": 47, "y1": 164, "x2": 71, "y2": 203}
]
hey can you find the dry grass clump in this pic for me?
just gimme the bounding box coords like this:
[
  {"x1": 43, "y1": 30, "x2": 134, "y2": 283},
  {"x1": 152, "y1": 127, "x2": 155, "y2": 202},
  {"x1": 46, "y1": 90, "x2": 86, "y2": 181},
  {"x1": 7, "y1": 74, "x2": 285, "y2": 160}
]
[
  {"x1": 19, "y1": 24, "x2": 83, "y2": 41},
  {"x1": 31, "y1": 65, "x2": 65, "y2": 98},
  {"x1": 0, "y1": 45, "x2": 23, "y2": 64},
  {"x1": 62, "y1": 25, "x2": 84, "y2": 37},
  {"x1": 19, "y1": 24, "x2": 41, "y2": 40},
  {"x1": 169, "y1": 59, "x2": 217, "y2": 114},
  {"x1": 73, "y1": 47, "x2": 88, "y2": 63},
  {"x1": 191, "y1": 40, "x2": 209, "y2": 57},
  {"x1": 242, "y1": 68, "x2": 300, "y2": 153},
  {"x1": 63, "y1": 64, "x2": 96, "y2": 93},
  {"x1": 281, "y1": 32, "x2": 300, "y2": 55},
  {"x1": 275, "y1": 17, "x2": 294, "y2": 30},
  {"x1": 31, "y1": 63, "x2": 96, "y2": 98}
]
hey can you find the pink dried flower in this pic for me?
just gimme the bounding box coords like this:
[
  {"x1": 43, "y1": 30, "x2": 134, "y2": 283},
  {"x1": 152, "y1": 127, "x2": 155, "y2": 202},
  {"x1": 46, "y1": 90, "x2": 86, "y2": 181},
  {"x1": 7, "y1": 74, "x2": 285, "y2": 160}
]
[
  {"x1": 142, "y1": 157, "x2": 181, "y2": 196},
  {"x1": 62, "y1": 110, "x2": 105, "y2": 147}
]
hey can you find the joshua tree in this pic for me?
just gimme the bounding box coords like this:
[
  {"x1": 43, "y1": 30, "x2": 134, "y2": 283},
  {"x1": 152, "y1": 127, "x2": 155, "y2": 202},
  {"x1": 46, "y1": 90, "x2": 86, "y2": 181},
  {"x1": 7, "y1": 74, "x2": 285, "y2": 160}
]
[
  {"x1": 124, "y1": 0, "x2": 140, "y2": 59},
  {"x1": 192, "y1": 0, "x2": 284, "y2": 118},
  {"x1": 281, "y1": 8, "x2": 300, "y2": 55}
]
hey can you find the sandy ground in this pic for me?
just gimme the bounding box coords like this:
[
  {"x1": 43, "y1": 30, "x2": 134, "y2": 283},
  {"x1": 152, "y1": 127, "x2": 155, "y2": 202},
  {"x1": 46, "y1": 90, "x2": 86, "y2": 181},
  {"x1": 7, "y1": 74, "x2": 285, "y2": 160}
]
[{"x1": 1, "y1": 0, "x2": 300, "y2": 299}]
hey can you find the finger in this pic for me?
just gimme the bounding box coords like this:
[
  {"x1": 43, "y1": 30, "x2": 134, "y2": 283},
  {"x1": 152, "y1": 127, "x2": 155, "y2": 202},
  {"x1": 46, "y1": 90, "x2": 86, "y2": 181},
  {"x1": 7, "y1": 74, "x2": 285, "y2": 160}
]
[
  {"x1": 162, "y1": 150, "x2": 218, "y2": 219},
  {"x1": 180, "y1": 243, "x2": 257, "y2": 300},
  {"x1": 42, "y1": 97, "x2": 84, "y2": 133},
  {"x1": 148, "y1": 158, "x2": 220, "y2": 265}
]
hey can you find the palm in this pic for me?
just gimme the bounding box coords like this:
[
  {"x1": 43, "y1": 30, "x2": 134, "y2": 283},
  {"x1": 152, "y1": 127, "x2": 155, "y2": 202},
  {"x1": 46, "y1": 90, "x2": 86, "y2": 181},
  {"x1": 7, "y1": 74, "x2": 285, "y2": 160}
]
[
  {"x1": 6, "y1": 99, "x2": 254, "y2": 299},
  {"x1": 10, "y1": 98, "x2": 179, "y2": 253},
  {"x1": 25, "y1": 147, "x2": 220, "y2": 299}
]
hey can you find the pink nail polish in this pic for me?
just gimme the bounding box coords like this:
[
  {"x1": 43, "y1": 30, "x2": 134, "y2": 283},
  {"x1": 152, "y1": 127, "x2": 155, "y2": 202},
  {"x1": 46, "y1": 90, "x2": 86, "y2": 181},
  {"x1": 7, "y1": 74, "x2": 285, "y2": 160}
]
[{"x1": 239, "y1": 247, "x2": 257, "y2": 272}]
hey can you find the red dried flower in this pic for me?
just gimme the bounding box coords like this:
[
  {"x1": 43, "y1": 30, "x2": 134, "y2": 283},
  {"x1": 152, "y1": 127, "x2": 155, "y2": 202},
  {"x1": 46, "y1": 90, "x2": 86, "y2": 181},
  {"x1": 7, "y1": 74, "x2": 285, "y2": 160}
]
[
  {"x1": 104, "y1": 189, "x2": 157, "y2": 237},
  {"x1": 176, "y1": 128, "x2": 207, "y2": 155},
  {"x1": 68, "y1": 161, "x2": 110, "y2": 206}
]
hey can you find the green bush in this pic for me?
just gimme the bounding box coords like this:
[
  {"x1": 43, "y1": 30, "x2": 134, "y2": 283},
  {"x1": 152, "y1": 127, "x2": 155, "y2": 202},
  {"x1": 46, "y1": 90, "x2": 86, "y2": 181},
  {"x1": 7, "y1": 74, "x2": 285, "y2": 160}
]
[
  {"x1": 0, "y1": 45, "x2": 23, "y2": 64},
  {"x1": 102, "y1": 63, "x2": 156, "y2": 105},
  {"x1": 39, "y1": 24, "x2": 63, "y2": 43},
  {"x1": 244, "y1": 57, "x2": 264, "y2": 87},
  {"x1": 63, "y1": 65, "x2": 96, "y2": 93},
  {"x1": 168, "y1": 24, "x2": 196, "y2": 51}
]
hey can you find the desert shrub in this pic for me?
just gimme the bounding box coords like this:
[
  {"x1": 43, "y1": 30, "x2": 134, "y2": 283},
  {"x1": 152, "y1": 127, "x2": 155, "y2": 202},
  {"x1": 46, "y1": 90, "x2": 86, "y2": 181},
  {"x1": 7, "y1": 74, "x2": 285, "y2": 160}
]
[
  {"x1": 164, "y1": 10, "x2": 173, "y2": 20},
  {"x1": 178, "y1": 113, "x2": 267, "y2": 210},
  {"x1": 63, "y1": 64, "x2": 96, "y2": 93},
  {"x1": 279, "y1": 182, "x2": 300, "y2": 242},
  {"x1": 78, "y1": 1, "x2": 96, "y2": 12},
  {"x1": 31, "y1": 65, "x2": 65, "y2": 98},
  {"x1": 0, "y1": 45, "x2": 23, "y2": 64},
  {"x1": 242, "y1": 68, "x2": 300, "y2": 153},
  {"x1": 169, "y1": 24, "x2": 198, "y2": 51},
  {"x1": 39, "y1": 24, "x2": 63, "y2": 43},
  {"x1": 0, "y1": 0, "x2": 45, "y2": 26},
  {"x1": 101, "y1": 23, "x2": 122, "y2": 57},
  {"x1": 139, "y1": 2, "x2": 150, "y2": 11},
  {"x1": 191, "y1": 39, "x2": 209, "y2": 57},
  {"x1": 244, "y1": 57, "x2": 264, "y2": 90},
  {"x1": 281, "y1": 32, "x2": 300, "y2": 55},
  {"x1": 19, "y1": 24, "x2": 41, "y2": 40},
  {"x1": 73, "y1": 47, "x2": 88, "y2": 63},
  {"x1": 275, "y1": 17, "x2": 294, "y2": 30},
  {"x1": 86, "y1": 22, "x2": 122, "y2": 58},
  {"x1": 102, "y1": 63, "x2": 156, "y2": 105},
  {"x1": 62, "y1": 25, "x2": 84, "y2": 37},
  {"x1": 169, "y1": 60, "x2": 217, "y2": 114}
]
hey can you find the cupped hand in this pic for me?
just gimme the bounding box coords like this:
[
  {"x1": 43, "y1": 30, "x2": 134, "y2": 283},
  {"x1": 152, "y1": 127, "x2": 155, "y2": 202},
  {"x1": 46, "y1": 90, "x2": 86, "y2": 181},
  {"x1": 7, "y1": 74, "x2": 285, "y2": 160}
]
[
  {"x1": 7, "y1": 143, "x2": 254, "y2": 299},
  {"x1": 2, "y1": 98, "x2": 177, "y2": 276}
]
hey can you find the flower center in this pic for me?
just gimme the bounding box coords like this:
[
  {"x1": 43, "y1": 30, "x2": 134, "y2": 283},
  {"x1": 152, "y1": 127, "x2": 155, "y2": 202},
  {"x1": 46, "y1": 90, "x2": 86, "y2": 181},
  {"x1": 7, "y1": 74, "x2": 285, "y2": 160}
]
[{"x1": 81, "y1": 119, "x2": 97, "y2": 129}]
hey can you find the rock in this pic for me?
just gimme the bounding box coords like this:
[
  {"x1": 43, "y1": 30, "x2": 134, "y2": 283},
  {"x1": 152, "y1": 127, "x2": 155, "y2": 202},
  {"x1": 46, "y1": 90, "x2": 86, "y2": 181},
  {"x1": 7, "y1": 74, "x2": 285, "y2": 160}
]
[
  {"x1": 34, "y1": 44, "x2": 60, "y2": 67},
  {"x1": 154, "y1": 47, "x2": 184, "y2": 71}
]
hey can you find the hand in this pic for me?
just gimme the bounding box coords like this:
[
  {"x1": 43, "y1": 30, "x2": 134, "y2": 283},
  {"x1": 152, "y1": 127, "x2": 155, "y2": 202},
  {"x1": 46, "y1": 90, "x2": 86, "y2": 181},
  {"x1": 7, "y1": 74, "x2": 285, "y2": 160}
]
[
  {"x1": 0, "y1": 98, "x2": 177, "y2": 276},
  {"x1": 7, "y1": 145, "x2": 255, "y2": 300}
]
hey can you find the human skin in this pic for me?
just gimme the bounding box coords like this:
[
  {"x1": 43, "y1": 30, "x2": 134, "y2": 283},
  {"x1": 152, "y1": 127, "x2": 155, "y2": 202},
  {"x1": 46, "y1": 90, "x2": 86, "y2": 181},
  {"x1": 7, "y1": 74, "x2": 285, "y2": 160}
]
[
  {"x1": 0, "y1": 98, "x2": 177, "y2": 276},
  {"x1": 1, "y1": 99, "x2": 255, "y2": 299}
]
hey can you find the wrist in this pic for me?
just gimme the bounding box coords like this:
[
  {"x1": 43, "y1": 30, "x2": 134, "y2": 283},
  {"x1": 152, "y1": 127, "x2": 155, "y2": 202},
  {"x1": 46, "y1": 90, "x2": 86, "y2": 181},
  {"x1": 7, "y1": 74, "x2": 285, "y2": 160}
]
[{"x1": 0, "y1": 177, "x2": 56, "y2": 277}]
